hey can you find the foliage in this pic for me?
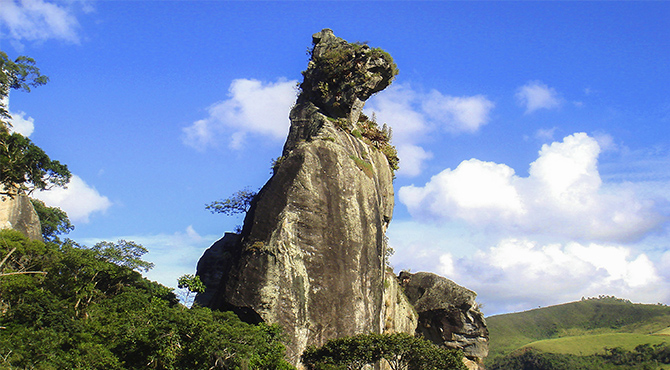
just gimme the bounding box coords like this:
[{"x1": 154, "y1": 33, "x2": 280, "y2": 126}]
[
  {"x1": 349, "y1": 155, "x2": 374, "y2": 179},
  {"x1": 177, "y1": 273, "x2": 206, "y2": 307},
  {"x1": 0, "y1": 229, "x2": 295, "y2": 369},
  {"x1": 487, "y1": 344, "x2": 670, "y2": 370},
  {"x1": 206, "y1": 187, "x2": 257, "y2": 216},
  {"x1": 353, "y1": 113, "x2": 399, "y2": 174},
  {"x1": 0, "y1": 51, "x2": 71, "y2": 196},
  {"x1": 30, "y1": 198, "x2": 74, "y2": 243},
  {"x1": 90, "y1": 239, "x2": 155, "y2": 272},
  {"x1": 305, "y1": 43, "x2": 398, "y2": 104},
  {"x1": 301, "y1": 332, "x2": 465, "y2": 370},
  {"x1": 0, "y1": 51, "x2": 49, "y2": 125},
  {"x1": 0, "y1": 129, "x2": 71, "y2": 196}
]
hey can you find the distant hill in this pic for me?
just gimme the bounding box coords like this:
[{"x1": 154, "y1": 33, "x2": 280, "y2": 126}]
[{"x1": 486, "y1": 296, "x2": 670, "y2": 363}]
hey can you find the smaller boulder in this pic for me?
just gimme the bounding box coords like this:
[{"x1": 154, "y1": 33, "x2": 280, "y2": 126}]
[{"x1": 399, "y1": 271, "x2": 489, "y2": 366}]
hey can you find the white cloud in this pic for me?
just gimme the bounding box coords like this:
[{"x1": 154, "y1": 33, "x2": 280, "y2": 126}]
[
  {"x1": 396, "y1": 144, "x2": 432, "y2": 177},
  {"x1": 516, "y1": 80, "x2": 562, "y2": 114},
  {"x1": 534, "y1": 127, "x2": 557, "y2": 141},
  {"x1": 0, "y1": 0, "x2": 85, "y2": 44},
  {"x1": 365, "y1": 84, "x2": 494, "y2": 177},
  {"x1": 422, "y1": 91, "x2": 495, "y2": 133},
  {"x1": 182, "y1": 78, "x2": 297, "y2": 150},
  {"x1": 2, "y1": 96, "x2": 35, "y2": 136},
  {"x1": 34, "y1": 175, "x2": 112, "y2": 223},
  {"x1": 399, "y1": 133, "x2": 665, "y2": 242},
  {"x1": 7, "y1": 110, "x2": 35, "y2": 136},
  {"x1": 366, "y1": 84, "x2": 428, "y2": 145},
  {"x1": 444, "y1": 239, "x2": 665, "y2": 314}
]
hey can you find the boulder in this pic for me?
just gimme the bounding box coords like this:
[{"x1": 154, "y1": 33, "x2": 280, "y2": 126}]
[{"x1": 399, "y1": 271, "x2": 489, "y2": 365}]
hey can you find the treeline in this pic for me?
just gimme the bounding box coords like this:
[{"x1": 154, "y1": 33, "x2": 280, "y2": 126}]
[
  {"x1": 487, "y1": 344, "x2": 670, "y2": 370},
  {"x1": 302, "y1": 332, "x2": 466, "y2": 370},
  {"x1": 0, "y1": 229, "x2": 294, "y2": 369}
]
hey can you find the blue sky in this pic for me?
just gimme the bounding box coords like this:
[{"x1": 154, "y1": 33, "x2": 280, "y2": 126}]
[{"x1": 2, "y1": 1, "x2": 670, "y2": 315}]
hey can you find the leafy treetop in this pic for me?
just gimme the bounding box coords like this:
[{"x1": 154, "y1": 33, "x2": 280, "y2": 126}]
[{"x1": 0, "y1": 51, "x2": 71, "y2": 196}]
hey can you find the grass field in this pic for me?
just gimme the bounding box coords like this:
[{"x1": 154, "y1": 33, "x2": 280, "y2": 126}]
[
  {"x1": 523, "y1": 333, "x2": 670, "y2": 356},
  {"x1": 486, "y1": 297, "x2": 670, "y2": 359}
]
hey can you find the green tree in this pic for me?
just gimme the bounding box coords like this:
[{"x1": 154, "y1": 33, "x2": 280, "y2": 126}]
[
  {"x1": 177, "y1": 273, "x2": 206, "y2": 307},
  {"x1": 206, "y1": 187, "x2": 257, "y2": 216},
  {"x1": 0, "y1": 229, "x2": 296, "y2": 369},
  {"x1": 0, "y1": 51, "x2": 49, "y2": 125},
  {"x1": 302, "y1": 332, "x2": 465, "y2": 370},
  {"x1": 90, "y1": 240, "x2": 154, "y2": 272},
  {"x1": 30, "y1": 198, "x2": 74, "y2": 243},
  {"x1": 0, "y1": 51, "x2": 71, "y2": 197}
]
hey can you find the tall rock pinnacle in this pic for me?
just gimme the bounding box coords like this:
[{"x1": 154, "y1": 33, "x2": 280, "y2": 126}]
[
  {"x1": 197, "y1": 29, "x2": 398, "y2": 365},
  {"x1": 195, "y1": 29, "x2": 488, "y2": 369}
]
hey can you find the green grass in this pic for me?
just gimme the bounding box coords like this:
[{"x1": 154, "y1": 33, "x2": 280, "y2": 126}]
[
  {"x1": 486, "y1": 298, "x2": 670, "y2": 360},
  {"x1": 523, "y1": 333, "x2": 670, "y2": 356},
  {"x1": 349, "y1": 155, "x2": 374, "y2": 178}
]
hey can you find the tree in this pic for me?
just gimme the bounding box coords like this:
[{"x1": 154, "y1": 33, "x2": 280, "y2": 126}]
[
  {"x1": 302, "y1": 332, "x2": 465, "y2": 370},
  {"x1": 0, "y1": 51, "x2": 49, "y2": 125},
  {"x1": 30, "y1": 198, "x2": 74, "y2": 243},
  {"x1": 0, "y1": 51, "x2": 71, "y2": 196},
  {"x1": 90, "y1": 240, "x2": 154, "y2": 272},
  {"x1": 206, "y1": 187, "x2": 257, "y2": 216},
  {"x1": 0, "y1": 229, "x2": 296, "y2": 369},
  {"x1": 177, "y1": 273, "x2": 206, "y2": 307}
]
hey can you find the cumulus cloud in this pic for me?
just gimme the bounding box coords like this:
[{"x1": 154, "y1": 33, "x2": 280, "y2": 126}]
[
  {"x1": 182, "y1": 78, "x2": 297, "y2": 150},
  {"x1": 0, "y1": 0, "x2": 86, "y2": 44},
  {"x1": 7, "y1": 110, "x2": 35, "y2": 136},
  {"x1": 34, "y1": 175, "x2": 112, "y2": 223},
  {"x1": 396, "y1": 144, "x2": 433, "y2": 177},
  {"x1": 422, "y1": 91, "x2": 495, "y2": 133},
  {"x1": 399, "y1": 133, "x2": 665, "y2": 242},
  {"x1": 365, "y1": 84, "x2": 494, "y2": 177},
  {"x1": 444, "y1": 239, "x2": 665, "y2": 314},
  {"x1": 516, "y1": 81, "x2": 562, "y2": 114},
  {"x1": 2, "y1": 96, "x2": 35, "y2": 136}
]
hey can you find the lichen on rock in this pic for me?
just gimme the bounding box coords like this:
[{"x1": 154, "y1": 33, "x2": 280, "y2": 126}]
[{"x1": 298, "y1": 28, "x2": 398, "y2": 130}]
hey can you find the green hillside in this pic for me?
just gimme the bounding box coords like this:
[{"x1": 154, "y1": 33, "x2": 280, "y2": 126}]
[
  {"x1": 524, "y1": 333, "x2": 669, "y2": 356},
  {"x1": 487, "y1": 297, "x2": 670, "y2": 360}
]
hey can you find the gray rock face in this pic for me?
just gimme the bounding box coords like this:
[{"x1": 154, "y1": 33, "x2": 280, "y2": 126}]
[
  {"x1": 399, "y1": 271, "x2": 489, "y2": 365},
  {"x1": 298, "y1": 29, "x2": 397, "y2": 128},
  {"x1": 198, "y1": 30, "x2": 396, "y2": 366},
  {"x1": 0, "y1": 194, "x2": 42, "y2": 241},
  {"x1": 196, "y1": 29, "x2": 488, "y2": 368}
]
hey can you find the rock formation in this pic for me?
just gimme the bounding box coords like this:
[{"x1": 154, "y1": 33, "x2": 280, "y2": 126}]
[
  {"x1": 0, "y1": 193, "x2": 42, "y2": 241},
  {"x1": 399, "y1": 271, "x2": 489, "y2": 368},
  {"x1": 195, "y1": 29, "x2": 488, "y2": 368}
]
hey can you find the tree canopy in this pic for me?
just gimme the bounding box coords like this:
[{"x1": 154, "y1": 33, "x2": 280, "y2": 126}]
[
  {"x1": 0, "y1": 229, "x2": 295, "y2": 369},
  {"x1": 301, "y1": 332, "x2": 466, "y2": 370},
  {"x1": 0, "y1": 51, "x2": 70, "y2": 196},
  {"x1": 205, "y1": 187, "x2": 257, "y2": 216}
]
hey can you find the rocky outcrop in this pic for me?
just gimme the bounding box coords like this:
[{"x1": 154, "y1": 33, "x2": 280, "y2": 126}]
[
  {"x1": 399, "y1": 271, "x2": 489, "y2": 367},
  {"x1": 196, "y1": 29, "x2": 488, "y2": 368},
  {"x1": 197, "y1": 29, "x2": 397, "y2": 365},
  {"x1": 0, "y1": 194, "x2": 42, "y2": 241},
  {"x1": 381, "y1": 270, "x2": 418, "y2": 335}
]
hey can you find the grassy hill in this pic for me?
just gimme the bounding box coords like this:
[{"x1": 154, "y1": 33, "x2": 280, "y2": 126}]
[{"x1": 486, "y1": 296, "x2": 670, "y2": 362}]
